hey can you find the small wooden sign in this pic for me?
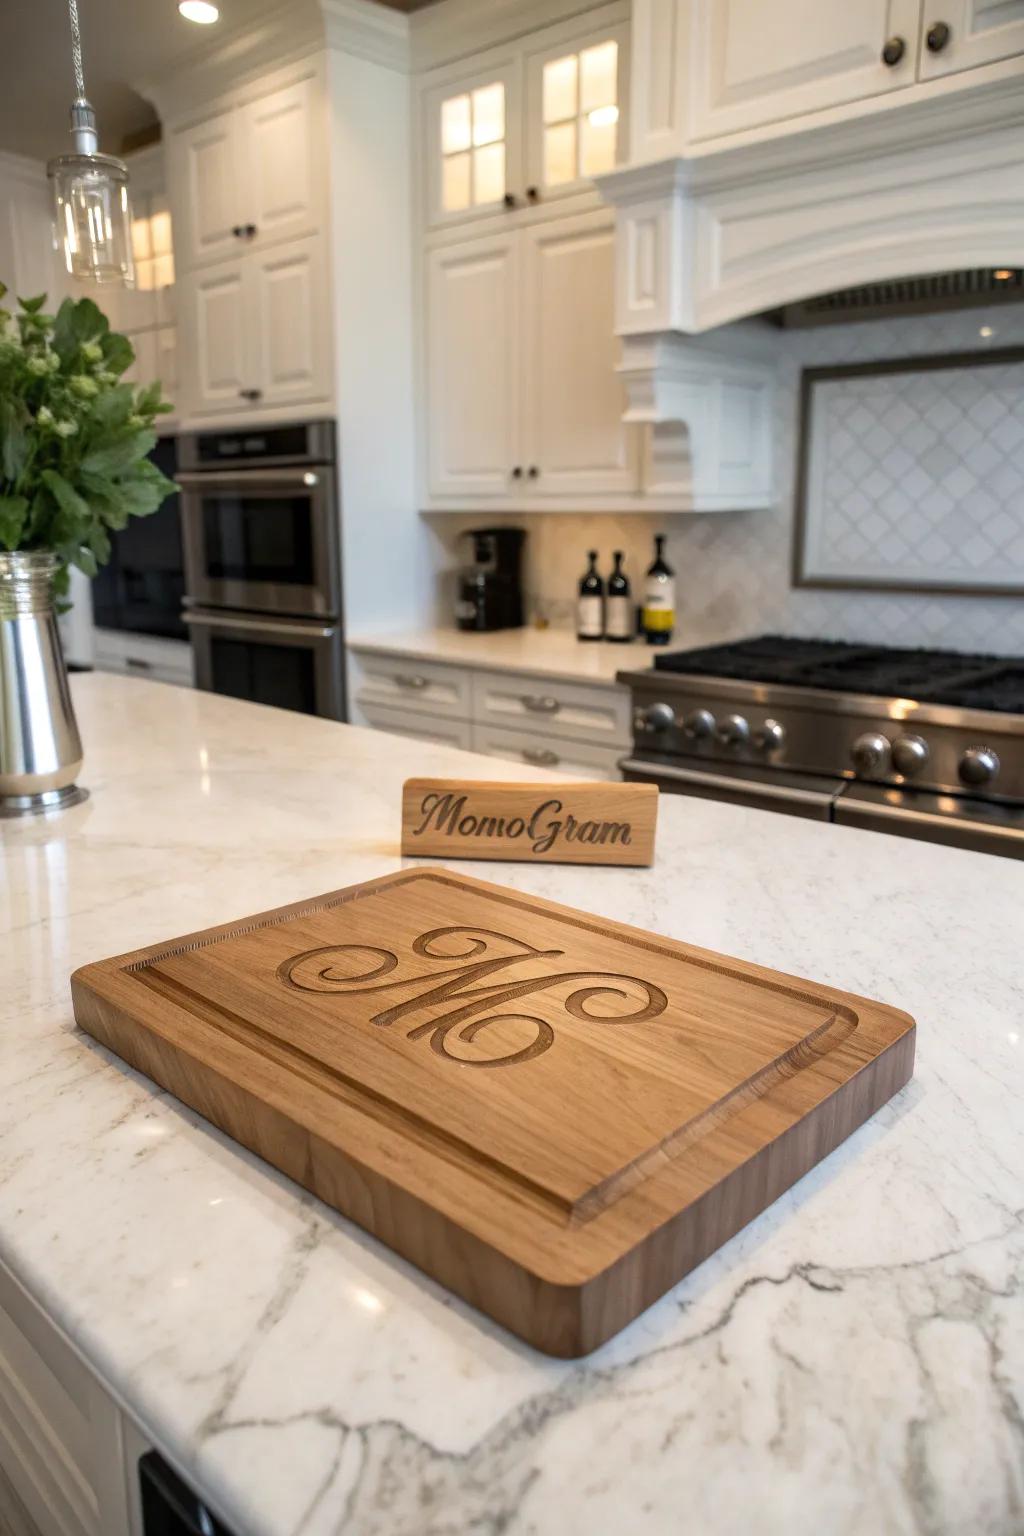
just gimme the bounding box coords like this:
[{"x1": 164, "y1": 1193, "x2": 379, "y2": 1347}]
[{"x1": 401, "y1": 778, "x2": 658, "y2": 866}]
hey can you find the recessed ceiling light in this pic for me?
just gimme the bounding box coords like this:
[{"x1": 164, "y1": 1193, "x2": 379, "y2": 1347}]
[
  {"x1": 993, "y1": 268, "x2": 1014, "y2": 281},
  {"x1": 587, "y1": 105, "x2": 619, "y2": 127},
  {"x1": 179, "y1": 0, "x2": 219, "y2": 22},
  {"x1": 979, "y1": 325, "x2": 994, "y2": 338}
]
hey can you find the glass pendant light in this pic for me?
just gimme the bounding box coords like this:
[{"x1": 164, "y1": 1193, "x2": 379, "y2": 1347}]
[{"x1": 46, "y1": 0, "x2": 134, "y2": 286}]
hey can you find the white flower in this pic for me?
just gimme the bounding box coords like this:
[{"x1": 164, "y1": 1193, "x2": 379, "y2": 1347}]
[
  {"x1": 54, "y1": 419, "x2": 78, "y2": 438},
  {"x1": 70, "y1": 374, "x2": 98, "y2": 398},
  {"x1": 37, "y1": 405, "x2": 54, "y2": 426},
  {"x1": 27, "y1": 355, "x2": 49, "y2": 376},
  {"x1": 81, "y1": 341, "x2": 103, "y2": 364}
]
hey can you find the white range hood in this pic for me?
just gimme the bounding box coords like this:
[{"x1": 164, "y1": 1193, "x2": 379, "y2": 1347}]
[{"x1": 596, "y1": 60, "x2": 1024, "y2": 428}]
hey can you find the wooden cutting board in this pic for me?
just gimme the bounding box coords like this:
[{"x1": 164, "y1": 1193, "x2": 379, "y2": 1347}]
[{"x1": 72, "y1": 868, "x2": 915, "y2": 1357}]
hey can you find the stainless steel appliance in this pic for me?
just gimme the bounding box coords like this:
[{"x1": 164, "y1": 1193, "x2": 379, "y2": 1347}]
[
  {"x1": 455, "y1": 527, "x2": 526, "y2": 631},
  {"x1": 177, "y1": 420, "x2": 345, "y2": 719},
  {"x1": 139, "y1": 1450, "x2": 234, "y2": 1534},
  {"x1": 619, "y1": 636, "x2": 1024, "y2": 859},
  {"x1": 92, "y1": 435, "x2": 186, "y2": 640}
]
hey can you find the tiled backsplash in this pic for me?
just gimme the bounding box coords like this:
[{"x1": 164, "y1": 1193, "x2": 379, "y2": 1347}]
[{"x1": 425, "y1": 303, "x2": 1024, "y2": 655}]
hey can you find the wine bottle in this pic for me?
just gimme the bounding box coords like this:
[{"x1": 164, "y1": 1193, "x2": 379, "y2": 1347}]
[
  {"x1": 605, "y1": 550, "x2": 633, "y2": 643},
  {"x1": 641, "y1": 534, "x2": 675, "y2": 646},
  {"x1": 576, "y1": 550, "x2": 604, "y2": 642}
]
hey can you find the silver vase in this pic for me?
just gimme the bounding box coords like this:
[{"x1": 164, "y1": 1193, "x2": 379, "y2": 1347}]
[{"x1": 0, "y1": 551, "x2": 88, "y2": 817}]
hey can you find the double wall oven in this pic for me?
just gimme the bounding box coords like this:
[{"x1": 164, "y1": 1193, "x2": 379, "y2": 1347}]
[{"x1": 177, "y1": 421, "x2": 346, "y2": 719}]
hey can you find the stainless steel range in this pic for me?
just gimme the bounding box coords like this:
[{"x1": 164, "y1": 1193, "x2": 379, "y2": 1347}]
[{"x1": 618, "y1": 636, "x2": 1024, "y2": 859}]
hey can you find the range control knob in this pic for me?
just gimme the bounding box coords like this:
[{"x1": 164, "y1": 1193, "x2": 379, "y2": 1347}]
[
  {"x1": 851, "y1": 731, "x2": 891, "y2": 776},
  {"x1": 756, "y1": 718, "x2": 786, "y2": 752},
  {"x1": 959, "y1": 745, "x2": 1000, "y2": 788},
  {"x1": 717, "y1": 713, "x2": 751, "y2": 747},
  {"x1": 891, "y1": 734, "x2": 929, "y2": 777},
  {"x1": 682, "y1": 707, "x2": 716, "y2": 740},
  {"x1": 643, "y1": 702, "x2": 677, "y2": 732}
]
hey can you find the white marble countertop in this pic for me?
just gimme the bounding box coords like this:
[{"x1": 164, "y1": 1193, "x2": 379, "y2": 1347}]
[
  {"x1": 4, "y1": 673, "x2": 1023, "y2": 1536},
  {"x1": 347, "y1": 625, "x2": 684, "y2": 686}
]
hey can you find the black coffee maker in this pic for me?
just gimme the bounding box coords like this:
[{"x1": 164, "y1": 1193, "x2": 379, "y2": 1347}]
[{"x1": 455, "y1": 528, "x2": 526, "y2": 631}]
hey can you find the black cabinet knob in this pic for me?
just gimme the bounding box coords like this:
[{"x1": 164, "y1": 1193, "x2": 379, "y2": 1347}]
[
  {"x1": 511, "y1": 465, "x2": 523, "y2": 478},
  {"x1": 239, "y1": 388, "x2": 263, "y2": 401},
  {"x1": 245, "y1": 223, "x2": 257, "y2": 238},
  {"x1": 526, "y1": 186, "x2": 539, "y2": 202},
  {"x1": 231, "y1": 225, "x2": 243, "y2": 238},
  {"x1": 926, "y1": 20, "x2": 951, "y2": 51},
  {"x1": 881, "y1": 36, "x2": 906, "y2": 65},
  {"x1": 503, "y1": 192, "x2": 517, "y2": 209},
  {"x1": 527, "y1": 465, "x2": 539, "y2": 478}
]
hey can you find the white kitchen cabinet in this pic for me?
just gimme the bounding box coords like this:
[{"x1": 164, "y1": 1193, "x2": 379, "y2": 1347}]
[
  {"x1": 424, "y1": 56, "x2": 521, "y2": 229},
  {"x1": 360, "y1": 702, "x2": 474, "y2": 750},
  {"x1": 170, "y1": 73, "x2": 321, "y2": 271},
  {"x1": 426, "y1": 233, "x2": 521, "y2": 496},
  {"x1": 0, "y1": 1259, "x2": 137, "y2": 1536},
  {"x1": 179, "y1": 257, "x2": 249, "y2": 415},
  {"x1": 688, "y1": 0, "x2": 922, "y2": 140},
  {"x1": 918, "y1": 0, "x2": 1024, "y2": 76},
  {"x1": 471, "y1": 721, "x2": 623, "y2": 779},
  {"x1": 171, "y1": 109, "x2": 241, "y2": 268},
  {"x1": 425, "y1": 214, "x2": 634, "y2": 501},
  {"x1": 523, "y1": 18, "x2": 629, "y2": 204},
  {"x1": 418, "y1": 4, "x2": 628, "y2": 229},
  {"x1": 251, "y1": 236, "x2": 330, "y2": 407},
  {"x1": 352, "y1": 652, "x2": 474, "y2": 720},
  {"x1": 241, "y1": 77, "x2": 320, "y2": 250},
  {"x1": 471, "y1": 668, "x2": 632, "y2": 746},
  {"x1": 180, "y1": 237, "x2": 328, "y2": 418},
  {"x1": 521, "y1": 208, "x2": 636, "y2": 494}
]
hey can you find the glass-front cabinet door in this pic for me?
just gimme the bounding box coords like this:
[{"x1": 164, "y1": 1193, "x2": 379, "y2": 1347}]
[
  {"x1": 524, "y1": 20, "x2": 628, "y2": 203},
  {"x1": 425, "y1": 59, "x2": 521, "y2": 228}
]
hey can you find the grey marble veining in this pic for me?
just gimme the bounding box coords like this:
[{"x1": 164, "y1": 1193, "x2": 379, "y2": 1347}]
[{"x1": 2, "y1": 674, "x2": 1022, "y2": 1536}]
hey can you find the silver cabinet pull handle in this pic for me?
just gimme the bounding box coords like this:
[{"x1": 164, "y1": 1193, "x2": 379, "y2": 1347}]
[
  {"x1": 395, "y1": 673, "x2": 428, "y2": 690},
  {"x1": 125, "y1": 656, "x2": 152, "y2": 671},
  {"x1": 522, "y1": 747, "x2": 559, "y2": 766},
  {"x1": 521, "y1": 694, "x2": 560, "y2": 713}
]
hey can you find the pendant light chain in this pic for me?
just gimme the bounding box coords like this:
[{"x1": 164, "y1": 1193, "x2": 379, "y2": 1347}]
[{"x1": 67, "y1": 0, "x2": 86, "y2": 99}]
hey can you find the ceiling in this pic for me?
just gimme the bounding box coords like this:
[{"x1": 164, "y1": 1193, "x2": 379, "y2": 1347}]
[{"x1": 0, "y1": 0, "x2": 436, "y2": 163}]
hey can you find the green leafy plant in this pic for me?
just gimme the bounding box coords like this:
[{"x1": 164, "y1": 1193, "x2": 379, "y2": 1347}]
[{"x1": 0, "y1": 283, "x2": 176, "y2": 599}]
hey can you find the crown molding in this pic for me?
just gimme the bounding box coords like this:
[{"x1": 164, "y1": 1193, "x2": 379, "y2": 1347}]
[
  {"x1": 410, "y1": 0, "x2": 614, "y2": 73},
  {"x1": 321, "y1": 0, "x2": 410, "y2": 71},
  {"x1": 136, "y1": 0, "x2": 325, "y2": 126}
]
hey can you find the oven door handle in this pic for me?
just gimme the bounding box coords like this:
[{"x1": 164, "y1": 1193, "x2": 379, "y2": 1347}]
[
  {"x1": 182, "y1": 611, "x2": 337, "y2": 639},
  {"x1": 618, "y1": 757, "x2": 839, "y2": 809},
  {"x1": 175, "y1": 468, "x2": 325, "y2": 489}
]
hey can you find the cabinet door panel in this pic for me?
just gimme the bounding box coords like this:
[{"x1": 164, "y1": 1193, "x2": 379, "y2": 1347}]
[
  {"x1": 426, "y1": 234, "x2": 520, "y2": 496},
  {"x1": 919, "y1": 0, "x2": 1024, "y2": 76},
  {"x1": 361, "y1": 702, "x2": 473, "y2": 750},
  {"x1": 242, "y1": 77, "x2": 320, "y2": 248},
  {"x1": 180, "y1": 259, "x2": 251, "y2": 416},
  {"x1": 691, "y1": 0, "x2": 922, "y2": 140},
  {"x1": 251, "y1": 237, "x2": 330, "y2": 407},
  {"x1": 521, "y1": 211, "x2": 637, "y2": 495},
  {"x1": 422, "y1": 58, "x2": 521, "y2": 229},
  {"x1": 171, "y1": 110, "x2": 242, "y2": 267},
  {"x1": 524, "y1": 19, "x2": 629, "y2": 203}
]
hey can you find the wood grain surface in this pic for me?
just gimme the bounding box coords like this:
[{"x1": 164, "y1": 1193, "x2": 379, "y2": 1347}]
[
  {"x1": 71, "y1": 867, "x2": 916, "y2": 1356},
  {"x1": 401, "y1": 778, "x2": 658, "y2": 865}
]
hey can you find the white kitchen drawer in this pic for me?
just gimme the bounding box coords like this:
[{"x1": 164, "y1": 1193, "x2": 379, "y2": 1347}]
[
  {"x1": 92, "y1": 630, "x2": 193, "y2": 689},
  {"x1": 361, "y1": 702, "x2": 473, "y2": 751},
  {"x1": 471, "y1": 669, "x2": 630, "y2": 746},
  {"x1": 471, "y1": 722, "x2": 623, "y2": 780},
  {"x1": 353, "y1": 653, "x2": 472, "y2": 720}
]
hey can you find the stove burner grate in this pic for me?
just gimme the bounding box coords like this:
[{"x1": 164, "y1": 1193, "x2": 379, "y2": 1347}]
[{"x1": 653, "y1": 636, "x2": 1024, "y2": 714}]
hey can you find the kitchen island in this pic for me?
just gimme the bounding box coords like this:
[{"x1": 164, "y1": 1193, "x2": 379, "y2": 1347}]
[{"x1": 3, "y1": 674, "x2": 1022, "y2": 1536}]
